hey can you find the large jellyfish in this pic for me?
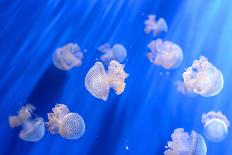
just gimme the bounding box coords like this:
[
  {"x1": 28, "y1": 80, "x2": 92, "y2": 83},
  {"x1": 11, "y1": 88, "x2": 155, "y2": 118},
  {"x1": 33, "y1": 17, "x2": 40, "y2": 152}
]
[
  {"x1": 9, "y1": 104, "x2": 45, "y2": 142},
  {"x1": 144, "y1": 15, "x2": 168, "y2": 36},
  {"x1": 164, "y1": 128, "x2": 207, "y2": 155},
  {"x1": 47, "y1": 104, "x2": 85, "y2": 139},
  {"x1": 85, "y1": 60, "x2": 129, "y2": 101},
  {"x1": 147, "y1": 39, "x2": 183, "y2": 69},
  {"x1": 98, "y1": 43, "x2": 127, "y2": 64},
  {"x1": 183, "y1": 56, "x2": 224, "y2": 97},
  {"x1": 202, "y1": 111, "x2": 229, "y2": 142},
  {"x1": 53, "y1": 43, "x2": 84, "y2": 71}
]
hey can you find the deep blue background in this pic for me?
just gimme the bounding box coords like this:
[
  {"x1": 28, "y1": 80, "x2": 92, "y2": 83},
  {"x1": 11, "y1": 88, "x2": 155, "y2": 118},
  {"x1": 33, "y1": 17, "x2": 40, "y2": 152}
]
[{"x1": 1, "y1": 0, "x2": 232, "y2": 155}]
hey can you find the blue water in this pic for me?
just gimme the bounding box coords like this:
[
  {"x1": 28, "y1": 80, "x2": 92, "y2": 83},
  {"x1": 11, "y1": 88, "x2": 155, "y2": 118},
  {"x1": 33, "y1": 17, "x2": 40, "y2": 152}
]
[{"x1": 1, "y1": 0, "x2": 232, "y2": 155}]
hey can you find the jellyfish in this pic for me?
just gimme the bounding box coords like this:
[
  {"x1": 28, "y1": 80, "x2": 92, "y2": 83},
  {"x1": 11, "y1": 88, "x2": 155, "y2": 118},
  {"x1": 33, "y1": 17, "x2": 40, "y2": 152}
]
[
  {"x1": 85, "y1": 60, "x2": 129, "y2": 101},
  {"x1": 183, "y1": 56, "x2": 224, "y2": 97},
  {"x1": 202, "y1": 111, "x2": 229, "y2": 142},
  {"x1": 47, "y1": 104, "x2": 85, "y2": 139},
  {"x1": 53, "y1": 43, "x2": 84, "y2": 71},
  {"x1": 98, "y1": 43, "x2": 127, "y2": 64},
  {"x1": 144, "y1": 15, "x2": 168, "y2": 36},
  {"x1": 9, "y1": 104, "x2": 45, "y2": 142},
  {"x1": 147, "y1": 39, "x2": 183, "y2": 69},
  {"x1": 164, "y1": 128, "x2": 207, "y2": 155}
]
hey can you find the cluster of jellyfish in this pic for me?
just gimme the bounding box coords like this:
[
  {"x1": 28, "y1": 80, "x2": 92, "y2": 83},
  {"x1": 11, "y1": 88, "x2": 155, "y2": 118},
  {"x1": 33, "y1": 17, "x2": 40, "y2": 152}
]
[{"x1": 9, "y1": 104, "x2": 85, "y2": 142}]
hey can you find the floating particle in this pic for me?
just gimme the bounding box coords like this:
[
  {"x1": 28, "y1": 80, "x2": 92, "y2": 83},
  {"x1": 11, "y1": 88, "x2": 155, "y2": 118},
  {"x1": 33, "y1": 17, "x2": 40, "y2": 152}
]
[
  {"x1": 53, "y1": 43, "x2": 83, "y2": 71},
  {"x1": 85, "y1": 60, "x2": 129, "y2": 101},
  {"x1": 164, "y1": 128, "x2": 207, "y2": 155},
  {"x1": 183, "y1": 56, "x2": 224, "y2": 97},
  {"x1": 98, "y1": 43, "x2": 127, "y2": 64},
  {"x1": 47, "y1": 104, "x2": 85, "y2": 139},
  {"x1": 144, "y1": 15, "x2": 168, "y2": 36},
  {"x1": 147, "y1": 39, "x2": 183, "y2": 69},
  {"x1": 9, "y1": 104, "x2": 45, "y2": 142},
  {"x1": 202, "y1": 111, "x2": 229, "y2": 142}
]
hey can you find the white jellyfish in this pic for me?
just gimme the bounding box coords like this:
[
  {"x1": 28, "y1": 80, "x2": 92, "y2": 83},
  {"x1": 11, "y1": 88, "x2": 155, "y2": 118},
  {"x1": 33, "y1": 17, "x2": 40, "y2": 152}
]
[
  {"x1": 202, "y1": 111, "x2": 229, "y2": 142},
  {"x1": 9, "y1": 104, "x2": 45, "y2": 142},
  {"x1": 85, "y1": 60, "x2": 129, "y2": 101},
  {"x1": 183, "y1": 56, "x2": 224, "y2": 97},
  {"x1": 164, "y1": 128, "x2": 207, "y2": 155},
  {"x1": 147, "y1": 39, "x2": 183, "y2": 69},
  {"x1": 47, "y1": 104, "x2": 85, "y2": 139},
  {"x1": 98, "y1": 43, "x2": 127, "y2": 64},
  {"x1": 144, "y1": 15, "x2": 168, "y2": 36},
  {"x1": 53, "y1": 43, "x2": 84, "y2": 71}
]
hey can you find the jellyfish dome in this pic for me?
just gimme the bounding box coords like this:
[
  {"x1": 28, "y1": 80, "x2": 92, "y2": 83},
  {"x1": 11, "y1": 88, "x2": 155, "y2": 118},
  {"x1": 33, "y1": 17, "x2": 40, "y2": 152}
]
[
  {"x1": 52, "y1": 43, "x2": 84, "y2": 71},
  {"x1": 98, "y1": 43, "x2": 127, "y2": 64},
  {"x1": 147, "y1": 39, "x2": 183, "y2": 69},
  {"x1": 144, "y1": 15, "x2": 168, "y2": 36},
  {"x1": 202, "y1": 111, "x2": 229, "y2": 142},
  {"x1": 85, "y1": 60, "x2": 129, "y2": 101},
  {"x1": 47, "y1": 104, "x2": 85, "y2": 139},
  {"x1": 183, "y1": 56, "x2": 224, "y2": 97},
  {"x1": 164, "y1": 128, "x2": 207, "y2": 155},
  {"x1": 9, "y1": 104, "x2": 45, "y2": 142}
]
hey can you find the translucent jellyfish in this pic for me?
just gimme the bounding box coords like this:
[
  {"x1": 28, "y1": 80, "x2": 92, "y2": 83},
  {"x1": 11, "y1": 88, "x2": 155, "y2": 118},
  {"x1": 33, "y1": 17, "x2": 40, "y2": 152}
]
[
  {"x1": 183, "y1": 56, "x2": 224, "y2": 97},
  {"x1": 164, "y1": 128, "x2": 207, "y2": 155},
  {"x1": 98, "y1": 43, "x2": 127, "y2": 64},
  {"x1": 85, "y1": 60, "x2": 129, "y2": 101},
  {"x1": 147, "y1": 39, "x2": 183, "y2": 69},
  {"x1": 47, "y1": 104, "x2": 85, "y2": 139},
  {"x1": 9, "y1": 104, "x2": 45, "y2": 142},
  {"x1": 144, "y1": 15, "x2": 168, "y2": 36},
  {"x1": 202, "y1": 111, "x2": 229, "y2": 142},
  {"x1": 53, "y1": 43, "x2": 84, "y2": 71}
]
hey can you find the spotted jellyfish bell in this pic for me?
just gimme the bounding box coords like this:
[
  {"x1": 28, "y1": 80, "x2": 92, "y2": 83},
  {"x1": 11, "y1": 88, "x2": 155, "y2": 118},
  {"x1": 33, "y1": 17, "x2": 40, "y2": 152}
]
[
  {"x1": 164, "y1": 128, "x2": 207, "y2": 155},
  {"x1": 9, "y1": 104, "x2": 45, "y2": 142},
  {"x1": 52, "y1": 43, "x2": 84, "y2": 71},
  {"x1": 202, "y1": 111, "x2": 229, "y2": 142},
  {"x1": 47, "y1": 104, "x2": 85, "y2": 139},
  {"x1": 183, "y1": 56, "x2": 224, "y2": 97}
]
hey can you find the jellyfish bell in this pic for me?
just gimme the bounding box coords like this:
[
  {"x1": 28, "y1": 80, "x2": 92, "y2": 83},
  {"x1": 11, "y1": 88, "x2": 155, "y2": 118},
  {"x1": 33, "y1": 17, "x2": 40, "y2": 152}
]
[{"x1": 202, "y1": 111, "x2": 229, "y2": 142}]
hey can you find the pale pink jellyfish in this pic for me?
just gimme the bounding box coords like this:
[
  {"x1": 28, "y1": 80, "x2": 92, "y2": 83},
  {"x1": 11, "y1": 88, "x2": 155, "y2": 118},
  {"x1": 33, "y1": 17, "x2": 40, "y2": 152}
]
[
  {"x1": 98, "y1": 43, "x2": 127, "y2": 64},
  {"x1": 183, "y1": 56, "x2": 224, "y2": 97},
  {"x1": 47, "y1": 104, "x2": 85, "y2": 139},
  {"x1": 53, "y1": 43, "x2": 84, "y2": 71},
  {"x1": 9, "y1": 104, "x2": 45, "y2": 142},
  {"x1": 202, "y1": 111, "x2": 229, "y2": 142},
  {"x1": 147, "y1": 39, "x2": 183, "y2": 69},
  {"x1": 164, "y1": 128, "x2": 207, "y2": 155},
  {"x1": 85, "y1": 60, "x2": 129, "y2": 101},
  {"x1": 144, "y1": 15, "x2": 168, "y2": 36}
]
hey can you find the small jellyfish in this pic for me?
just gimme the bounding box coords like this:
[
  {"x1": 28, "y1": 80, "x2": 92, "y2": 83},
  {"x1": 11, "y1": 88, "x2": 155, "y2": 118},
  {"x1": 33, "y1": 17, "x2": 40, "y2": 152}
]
[
  {"x1": 183, "y1": 56, "x2": 224, "y2": 97},
  {"x1": 147, "y1": 39, "x2": 183, "y2": 69},
  {"x1": 53, "y1": 43, "x2": 84, "y2": 71},
  {"x1": 98, "y1": 43, "x2": 127, "y2": 64},
  {"x1": 202, "y1": 111, "x2": 229, "y2": 142},
  {"x1": 164, "y1": 128, "x2": 207, "y2": 155},
  {"x1": 144, "y1": 15, "x2": 168, "y2": 36},
  {"x1": 85, "y1": 60, "x2": 129, "y2": 101},
  {"x1": 47, "y1": 104, "x2": 85, "y2": 139},
  {"x1": 9, "y1": 104, "x2": 45, "y2": 142}
]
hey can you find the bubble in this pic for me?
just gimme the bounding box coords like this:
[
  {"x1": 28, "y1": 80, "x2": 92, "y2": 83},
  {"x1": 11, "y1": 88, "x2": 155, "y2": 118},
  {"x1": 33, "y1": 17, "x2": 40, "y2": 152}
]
[
  {"x1": 47, "y1": 104, "x2": 85, "y2": 139},
  {"x1": 164, "y1": 128, "x2": 207, "y2": 155},
  {"x1": 147, "y1": 39, "x2": 183, "y2": 69},
  {"x1": 202, "y1": 111, "x2": 229, "y2": 142},
  {"x1": 144, "y1": 15, "x2": 168, "y2": 36},
  {"x1": 183, "y1": 56, "x2": 224, "y2": 97},
  {"x1": 85, "y1": 60, "x2": 129, "y2": 101},
  {"x1": 53, "y1": 43, "x2": 83, "y2": 71},
  {"x1": 9, "y1": 104, "x2": 45, "y2": 142},
  {"x1": 98, "y1": 43, "x2": 127, "y2": 64}
]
